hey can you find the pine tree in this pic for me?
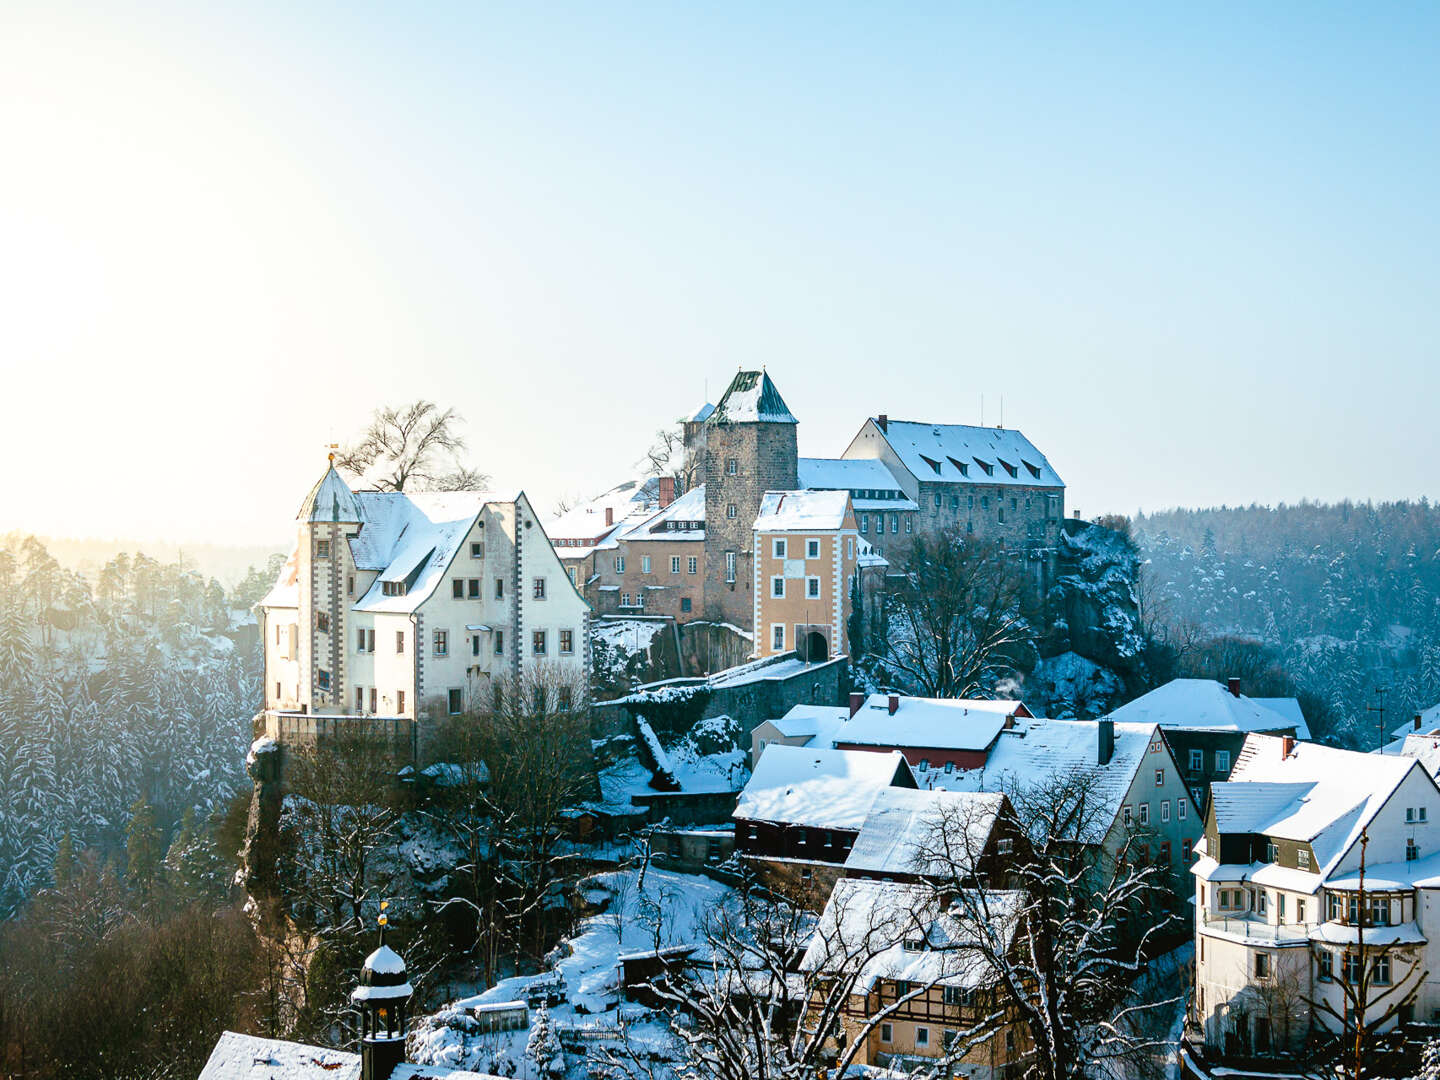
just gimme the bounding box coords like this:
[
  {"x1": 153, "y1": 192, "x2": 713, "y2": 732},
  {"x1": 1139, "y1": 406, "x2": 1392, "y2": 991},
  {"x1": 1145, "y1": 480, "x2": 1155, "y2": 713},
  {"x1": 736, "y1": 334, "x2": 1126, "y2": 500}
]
[
  {"x1": 53, "y1": 830, "x2": 76, "y2": 890},
  {"x1": 525, "y1": 1005, "x2": 563, "y2": 1076},
  {"x1": 126, "y1": 798, "x2": 163, "y2": 897},
  {"x1": 1420, "y1": 1037, "x2": 1440, "y2": 1080}
]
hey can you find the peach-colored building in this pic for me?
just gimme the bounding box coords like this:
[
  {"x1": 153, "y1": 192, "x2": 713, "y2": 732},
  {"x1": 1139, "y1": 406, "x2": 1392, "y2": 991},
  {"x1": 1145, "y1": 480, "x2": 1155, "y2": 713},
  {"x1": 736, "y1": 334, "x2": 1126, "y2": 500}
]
[{"x1": 752, "y1": 490, "x2": 859, "y2": 662}]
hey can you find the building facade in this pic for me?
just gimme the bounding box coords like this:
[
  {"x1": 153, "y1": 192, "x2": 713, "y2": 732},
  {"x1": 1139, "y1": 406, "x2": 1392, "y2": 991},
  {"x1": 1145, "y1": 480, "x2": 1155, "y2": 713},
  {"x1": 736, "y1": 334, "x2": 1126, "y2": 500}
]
[{"x1": 752, "y1": 489, "x2": 859, "y2": 662}]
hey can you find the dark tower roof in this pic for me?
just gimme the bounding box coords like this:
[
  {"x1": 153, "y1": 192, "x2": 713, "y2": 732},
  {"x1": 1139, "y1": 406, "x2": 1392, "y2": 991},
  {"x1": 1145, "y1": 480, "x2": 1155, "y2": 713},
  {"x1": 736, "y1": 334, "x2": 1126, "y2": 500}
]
[
  {"x1": 709, "y1": 371, "x2": 797, "y2": 425},
  {"x1": 351, "y1": 944, "x2": 412, "y2": 1002}
]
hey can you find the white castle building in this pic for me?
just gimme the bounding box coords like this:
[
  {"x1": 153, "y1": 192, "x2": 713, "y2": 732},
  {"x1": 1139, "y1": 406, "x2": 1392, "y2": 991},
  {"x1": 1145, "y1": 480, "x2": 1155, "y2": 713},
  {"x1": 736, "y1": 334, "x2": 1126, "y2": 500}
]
[{"x1": 259, "y1": 460, "x2": 590, "y2": 726}]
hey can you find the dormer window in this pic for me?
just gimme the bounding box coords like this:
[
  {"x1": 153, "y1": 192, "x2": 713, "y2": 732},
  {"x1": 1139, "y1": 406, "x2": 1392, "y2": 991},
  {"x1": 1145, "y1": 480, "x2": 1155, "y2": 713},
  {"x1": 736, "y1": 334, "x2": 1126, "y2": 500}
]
[
  {"x1": 382, "y1": 581, "x2": 406, "y2": 597},
  {"x1": 998, "y1": 458, "x2": 1018, "y2": 478},
  {"x1": 947, "y1": 456, "x2": 970, "y2": 477},
  {"x1": 973, "y1": 458, "x2": 994, "y2": 476},
  {"x1": 919, "y1": 454, "x2": 942, "y2": 475},
  {"x1": 1023, "y1": 460, "x2": 1042, "y2": 479},
  {"x1": 902, "y1": 935, "x2": 925, "y2": 953}
]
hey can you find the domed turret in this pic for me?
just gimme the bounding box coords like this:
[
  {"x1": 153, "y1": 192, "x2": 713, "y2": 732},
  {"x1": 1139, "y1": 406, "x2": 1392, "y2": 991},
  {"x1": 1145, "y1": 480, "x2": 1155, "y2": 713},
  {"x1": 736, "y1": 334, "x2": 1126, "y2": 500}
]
[{"x1": 351, "y1": 905, "x2": 411, "y2": 1080}]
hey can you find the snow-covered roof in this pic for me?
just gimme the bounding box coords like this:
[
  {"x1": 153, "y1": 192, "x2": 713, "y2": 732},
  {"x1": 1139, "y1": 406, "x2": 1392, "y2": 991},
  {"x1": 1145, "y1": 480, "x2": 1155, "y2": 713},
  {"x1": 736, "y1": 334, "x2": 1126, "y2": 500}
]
[
  {"x1": 798, "y1": 878, "x2": 1021, "y2": 991},
  {"x1": 1393, "y1": 701, "x2": 1440, "y2": 741},
  {"x1": 710, "y1": 371, "x2": 797, "y2": 424},
  {"x1": 686, "y1": 402, "x2": 715, "y2": 423},
  {"x1": 844, "y1": 789, "x2": 1005, "y2": 878},
  {"x1": 199, "y1": 1032, "x2": 360, "y2": 1080},
  {"x1": 1398, "y1": 732, "x2": 1440, "y2": 778},
  {"x1": 734, "y1": 746, "x2": 915, "y2": 831},
  {"x1": 347, "y1": 491, "x2": 517, "y2": 614},
  {"x1": 753, "y1": 490, "x2": 851, "y2": 532},
  {"x1": 799, "y1": 458, "x2": 906, "y2": 495},
  {"x1": 1217, "y1": 734, "x2": 1422, "y2": 878},
  {"x1": 298, "y1": 465, "x2": 363, "y2": 523},
  {"x1": 855, "y1": 538, "x2": 889, "y2": 569},
  {"x1": 1105, "y1": 679, "x2": 1311, "y2": 739},
  {"x1": 766, "y1": 704, "x2": 850, "y2": 740},
  {"x1": 545, "y1": 478, "x2": 658, "y2": 547},
  {"x1": 261, "y1": 547, "x2": 300, "y2": 609},
  {"x1": 948, "y1": 718, "x2": 1164, "y2": 844},
  {"x1": 616, "y1": 484, "x2": 706, "y2": 542},
  {"x1": 835, "y1": 695, "x2": 1023, "y2": 753},
  {"x1": 1252, "y1": 697, "x2": 1309, "y2": 735},
  {"x1": 870, "y1": 420, "x2": 1062, "y2": 489}
]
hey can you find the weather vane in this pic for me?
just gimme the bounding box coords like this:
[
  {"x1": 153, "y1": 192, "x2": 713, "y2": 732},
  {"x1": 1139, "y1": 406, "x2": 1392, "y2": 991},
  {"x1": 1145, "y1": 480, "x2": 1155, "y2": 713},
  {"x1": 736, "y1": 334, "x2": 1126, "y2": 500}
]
[
  {"x1": 327, "y1": 441, "x2": 339, "y2": 465},
  {"x1": 378, "y1": 899, "x2": 389, "y2": 944}
]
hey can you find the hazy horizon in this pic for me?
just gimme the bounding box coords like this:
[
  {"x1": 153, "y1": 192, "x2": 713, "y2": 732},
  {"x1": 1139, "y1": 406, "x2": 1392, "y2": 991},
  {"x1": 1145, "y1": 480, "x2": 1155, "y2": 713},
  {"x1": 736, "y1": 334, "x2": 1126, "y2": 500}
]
[{"x1": 5, "y1": 3, "x2": 1437, "y2": 545}]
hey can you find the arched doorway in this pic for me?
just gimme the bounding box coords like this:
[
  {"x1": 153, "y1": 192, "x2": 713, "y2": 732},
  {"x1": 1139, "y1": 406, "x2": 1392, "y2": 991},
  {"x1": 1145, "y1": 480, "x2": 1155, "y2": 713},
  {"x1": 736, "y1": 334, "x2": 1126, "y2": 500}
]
[{"x1": 801, "y1": 630, "x2": 829, "y2": 663}]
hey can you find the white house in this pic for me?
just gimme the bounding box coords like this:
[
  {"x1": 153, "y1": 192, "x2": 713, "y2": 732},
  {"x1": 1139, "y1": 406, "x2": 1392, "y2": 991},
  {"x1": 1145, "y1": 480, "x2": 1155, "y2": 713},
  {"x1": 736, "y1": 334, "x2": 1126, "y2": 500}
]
[
  {"x1": 1192, "y1": 733, "x2": 1440, "y2": 1058},
  {"x1": 259, "y1": 461, "x2": 589, "y2": 725}
]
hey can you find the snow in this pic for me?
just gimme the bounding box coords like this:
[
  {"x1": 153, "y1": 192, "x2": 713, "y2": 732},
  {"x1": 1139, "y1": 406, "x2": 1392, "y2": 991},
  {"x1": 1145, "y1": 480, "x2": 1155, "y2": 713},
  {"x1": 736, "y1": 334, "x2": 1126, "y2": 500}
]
[
  {"x1": 298, "y1": 465, "x2": 364, "y2": 524},
  {"x1": 766, "y1": 704, "x2": 850, "y2": 740},
  {"x1": 1309, "y1": 920, "x2": 1426, "y2": 946},
  {"x1": 753, "y1": 490, "x2": 850, "y2": 532},
  {"x1": 1191, "y1": 856, "x2": 1323, "y2": 895},
  {"x1": 1105, "y1": 679, "x2": 1311, "y2": 739},
  {"x1": 545, "y1": 478, "x2": 657, "y2": 544},
  {"x1": 872, "y1": 420, "x2": 1062, "y2": 489},
  {"x1": 798, "y1": 458, "x2": 907, "y2": 495},
  {"x1": 706, "y1": 653, "x2": 824, "y2": 688},
  {"x1": 635, "y1": 717, "x2": 673, "y2": 776},
  {"x1": 799, "y1": 878, "x2": 1022, "y2": 991},
  {"x1": 843, "y1": 789, "x2": 1004, "y2": 878},
  {"x1": 614, "y1": 484, "x2": 706, "y2": 542},
  {"x1": 709, "y1": 371, "x2": 797, "y2": 424},
  {"x1": 364, "y1": 943, "x2": 407, "y2": 976},
  {"x1": 1209, "y1": 782, "x2": 1319, "y2": 835},
  {"x1": 834, "y1": 695, "x2": 1020, "y2": 753},
  {"x1": 1393, "y1": 700, "x2": 1440, "y2": 741},
  {"x1": 1223, "y1": 734, "x2": 1418, "y2": 876},
  {"x1": 734, "y1": 745, "x2": 913, "y2": 831},
  {"x1": 247, "y1": 736, "x2": 279, "y2": 767},
  {"x1": 352, "y1": 981, "x2": 415, "y2": 1001},
  {"x1": 198, "y1": 1032, "x2": 360, "y2": 1080},
  {"x1": 1398, "y1": 732, "x2": 1440, "y2": 777}
]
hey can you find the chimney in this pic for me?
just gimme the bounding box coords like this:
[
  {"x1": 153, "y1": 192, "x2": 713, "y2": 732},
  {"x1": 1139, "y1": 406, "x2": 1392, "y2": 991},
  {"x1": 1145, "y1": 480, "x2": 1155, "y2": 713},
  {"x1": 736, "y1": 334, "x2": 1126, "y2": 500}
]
[
  {"x1": 1097, "y1": 718, "x2": 1114, "y2": 766},
  {"x1": 1227, "y1": 677, "x2": 1241, "y2": 699},
  {"x1": 605, "y1": 506, "x2": 614, "y2": 527},
  {"x1": 888, "y1": 694, "x2": 899, "y2": 716},
  {"x1": 1415, "y1": 713, "x2": 1424, "y2": 732},
  {"x1": 877, "y1": 414, "x2": 888, "y2": 433},
  {"x1": 1073, "y1": 509, "x2": 1081, "y2": 519},
  {"x1": 1282, "y1": 735, "x2": 1295, "y2": 759},
  {"x1": 849, "y1": 692, "x2": 864, "y2": 718},
  {"x1": 658, "y1": 476, "x2": 676, "y2": 508}
]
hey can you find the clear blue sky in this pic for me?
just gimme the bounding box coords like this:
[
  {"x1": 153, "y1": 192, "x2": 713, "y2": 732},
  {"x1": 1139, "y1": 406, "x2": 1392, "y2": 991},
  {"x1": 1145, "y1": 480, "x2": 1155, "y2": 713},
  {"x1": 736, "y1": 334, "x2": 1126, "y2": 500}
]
[{"x1": 3, "y1": 2, "x2": 1437, "y2": 544}]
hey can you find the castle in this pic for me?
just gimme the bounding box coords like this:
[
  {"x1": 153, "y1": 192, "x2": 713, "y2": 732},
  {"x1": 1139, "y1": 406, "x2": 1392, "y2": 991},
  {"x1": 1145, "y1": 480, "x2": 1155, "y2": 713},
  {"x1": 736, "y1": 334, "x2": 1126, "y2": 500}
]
[{"x1": 549, "y1": 370, "x2": 1066, "y2": 667}]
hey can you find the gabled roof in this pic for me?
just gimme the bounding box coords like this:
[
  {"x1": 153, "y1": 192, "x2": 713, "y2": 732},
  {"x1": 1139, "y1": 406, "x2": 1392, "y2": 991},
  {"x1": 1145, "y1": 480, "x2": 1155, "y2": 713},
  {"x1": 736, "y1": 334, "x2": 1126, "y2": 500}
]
[
  {"x1": 1398, "y1": 732, "x2": 1440, "y2": 778},
  {"x1": 835, "y1": 695, "x2": 1024, "y2": 753},
  {"x1": 298, "y1": 465, "x2": 363, "y2": 523},
  {"x1": 544, "y1": 478, "x2": 658, "y2": 549},
  {"x1": 1219, "y1": 734, "x2": 1422, "y2": 877},
  {"x1": 870, "y1": 420, "x2": 1062, "y2": 489},
  {"x1": 844, "y1": 789, "x2": 1005, "y2": 878},
  {"x1": 709, "y1": 370, "x2": 798, "y2": 424},
  {"x1": 1393, "y1": 701, "x2": 1440, "y2": 741},
  {"x1": 616, "y1": 484, "x2": 706, "y2": 542},
  {"x1": 753, "y1": 490, "x2": 850, "y2": 532},
  {"x1": 735, "y1": 745, "x2": 915, "y2": 831},
  {"x1": 1252, "y1": 697, "x2": 1309, "y2": 735},
  {"x1": 1106, "y1": 679, "x2": 1311, "y2": 739},
  {"x1": 766, "y1": 703, "x2": 850, "y2": 740},
  {"x1": 949, "y1": 718, "x2": 1164, "y2": 844},
  {"x1": 798, "y1": 878, "x2": 1021, "y2": 991}
]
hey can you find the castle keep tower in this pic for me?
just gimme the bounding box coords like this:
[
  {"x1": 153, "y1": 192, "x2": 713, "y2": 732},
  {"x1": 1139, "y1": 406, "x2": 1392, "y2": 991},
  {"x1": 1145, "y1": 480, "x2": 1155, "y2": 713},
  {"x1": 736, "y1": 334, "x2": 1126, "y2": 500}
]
[
  {"x1": 295, "y1": 459, "x2": 362, "y2": 713},
  {"x1": 702, "y1": 371, "x2": 799, "y2": 629}
]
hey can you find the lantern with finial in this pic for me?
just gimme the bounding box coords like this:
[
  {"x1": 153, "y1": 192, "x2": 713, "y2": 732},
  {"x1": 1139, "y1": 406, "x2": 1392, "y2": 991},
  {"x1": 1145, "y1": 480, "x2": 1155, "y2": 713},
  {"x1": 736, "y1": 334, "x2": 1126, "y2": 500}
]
[{"x1": 352, "y1": 901, "x2": 412, "y2": 1080}]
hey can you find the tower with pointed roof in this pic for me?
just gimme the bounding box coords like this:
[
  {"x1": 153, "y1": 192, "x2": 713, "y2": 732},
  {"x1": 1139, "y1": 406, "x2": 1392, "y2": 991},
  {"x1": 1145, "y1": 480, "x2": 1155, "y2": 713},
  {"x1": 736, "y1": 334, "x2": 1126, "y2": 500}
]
[
  {"x1": 702, "y1": 371, "x2": 799, "y2": 629},
  {"x1": 352, "y1": 908, "x2": 412, "y2": 1080},
  {"x1": 295, "y1": 458, "x2": 362, "y2": 713}
]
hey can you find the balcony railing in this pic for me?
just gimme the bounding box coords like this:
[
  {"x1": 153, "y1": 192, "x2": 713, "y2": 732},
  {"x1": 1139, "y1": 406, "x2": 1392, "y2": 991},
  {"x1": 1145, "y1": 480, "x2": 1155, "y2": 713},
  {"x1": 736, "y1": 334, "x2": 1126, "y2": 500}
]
[{"x1": 1199, "y1": 911, "x2": 1312, "y2": 944}]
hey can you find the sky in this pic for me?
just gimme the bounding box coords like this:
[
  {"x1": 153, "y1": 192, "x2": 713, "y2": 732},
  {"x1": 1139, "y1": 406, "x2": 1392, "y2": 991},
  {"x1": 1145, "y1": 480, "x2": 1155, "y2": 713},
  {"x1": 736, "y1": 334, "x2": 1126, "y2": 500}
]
[{"x1": 2, "y1": 2, "x2": 1437, "y2": 547}]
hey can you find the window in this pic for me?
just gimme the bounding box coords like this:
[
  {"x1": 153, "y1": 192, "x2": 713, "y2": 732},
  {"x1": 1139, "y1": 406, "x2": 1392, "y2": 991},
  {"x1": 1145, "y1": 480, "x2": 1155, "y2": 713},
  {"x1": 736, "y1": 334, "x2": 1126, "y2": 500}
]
[
  {"x1": 998, "y1": 837, "x2": 1013, "y2": 854},
  {"x1": 725, "y1": 552, "x2": 737, "y2": 582},
  {"x1": 1374, "y1": 954, "x2": 1392, "y2": 985},
  {"x1": 726, "y1": 458, "x2": 738, "y2": 475},
  {"x1": 468, "y1": 578, "x2": 481, "y2": 598},
  {"x1": 397, "y1": 689, "x2": 405, "y2": 713},
  {"x1": 1423, "y1": 807, "x2": 1430, "y2": 822},
  {"x1": 1122, "y1": 806, "x2": 1132, "y2": 826},
  {"x1": 448, "y1": 688, "x2": 463, "y2": 715},
  {"x1": 1343, "y1": 952, "x2": 1364, "y2": 984},
  {"x1": 933, "y1": 494, "x2": 942, "y2": 508},
  {"x1": 495, "y1": 577, "x2": 505, "y2": 599},
  {"x1": 1267, "y1": 841, "x2": 1279, "y2": 863},
  {"x1": 1182, "y1": 838, "x2": 1193, "y2": 862},
  {"x1": 915, "y1": 1027, "x2": 929, "y2": 1048},
  {"x1": 880, "y1": 1023, "x2": 893, "y2": 1043},
  {"x1": 560, "y1": 629, "x2": 574, "y2": 654},
  {"x1": 567, "y1": 567, "x2": 577, "y2": 585},
  {"x1": 472, "y1": 633, "x2": 480, "y2": 656},
  {"x1": 1159, "y1": 841, "x2": 1171, "y2": 865},
  {"x1": 1178, "y1": 798, "x2": 1187, "y2": 821},
  {"x1": 1278, "y1": 894, "x2": 1286, "y2": 920},
  {"x1": 905, "y1": 516, "x2": 912, "y2": 533},
  {"x1": 688, "y1": 556, "x2": 698, "y2": 575},
  {"x1": 771, "y1": 577, "x2": 785, "y2": 598},
  {"x1": 637, "y1": 556, "x2": 649, "y2": 575},
  {"x1": 316, "y1": 668, "x2": 331, "y2": 691},
  {"x1": 807, "y1": 577, "x2": 821, "y2": 598},
  {"x1": 356, "y1": 628, "x2": 374, "y2": 653},
  {"x1": 316, "y1": 612, "x2": 330, "y2": 633},
  {"x1": 1138, "y1": 803, "x2": 1150, "y2": 825},
  {"x1": 1215, "y1": 749, "x2": 1231, "y2": 772},
  {"x1": 356, "y1": 687, "x2": 365, "y2": 711},
  {"x1": 894, "y1": 981, "x2": 910, "y2": 996},
  {"x1": 772, "y1": 625, "x2": 785, "y2": 651},
  {"x1": 620, "y1": 593, "x2": 632, "y2": 607},
  {"x1": 494, "y1": 629, "x2": 504, "y2": 655},
  {"x1": 471, "y1": 541, "x2": 484, "y2": 558},
  {"x1": 799, "y1": 866, "x2": 812, "y2": 881},
  {"x1": 347, "y1": 575, "x2": 354, "y2": 597},
  {"x1": 1161, "y1": 800, "x2": 1171, "y2": 823},
  {"x1": 918, "y1": 759, "x2": 929, "y2": 772},
  {"x1": 1409, "y1": 841, "x2": 1421, "y2": 862},
  {"x1": 315, "y1": 539, "x2": 331, "y2": 559},
  {"x1": 943, "y1": 986, "x2": 967, "y2": 1006},
  {"x1": 671, "y1": 556, "x2": 681, "y2": 574},
  {"x1": 680, "y1": 597, "x2": 692, "y2": 613},
  {"x1": 1296, "y1": 899, "x2": 1306, "y2": 922},
  {"x1": 533, "y1": 630, "x2": 547, "y2": 655},
  {"x1": 382, "y1": 580, "x2": 406, "y2": 597},
  {"x1": 859, "y1": 513, "x2": 869, "y2": 534},
  {"x1": 1255, "y1": 890, "x2": 1267, "y2": 915},
  {"x1": 1254, "y1": 953, "x2": 1270, "y2": 979},
  {"x1": 533, "y1": 577, "x2": 547, "y2": 599},
  {"x1": 614, "y1": 556, "x2": 625, "y2": 574},
  {"x1": 396, "y1": 631, "x2": 405, "y2": 654},
  {"x1": 434, "y1": 629, "x2": 449, "y2": 657},
  {"x1": 369, "y1": 687, "x2": 377, "y2": 712},
  {"x1": 453, "y1": 579, "x2": 465, "y2": 599},
  {"x1": 1298, "y1": 848, "x2": 1311, "y2": 870},
  {"x1": 903, "y1": 935, "x2": 923, "y2": 953},
  {"x1": 1155, "y1": 768, "x2": 1164, "y2": 786},
  {"x1": 774, "y1": 539, "x2": 787, "y2": 559},
  {"x1": 726, "y1": 504, "x2": 737, "y2": 519},
  {"x1": 1319, "y1": 951, "x2": 1334, "y2": 981}
]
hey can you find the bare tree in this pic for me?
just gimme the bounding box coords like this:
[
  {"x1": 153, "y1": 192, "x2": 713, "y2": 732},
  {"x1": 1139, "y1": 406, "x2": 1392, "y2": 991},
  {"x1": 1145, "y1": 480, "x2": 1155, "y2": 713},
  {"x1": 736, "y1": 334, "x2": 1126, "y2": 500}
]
[
  {"x1": 336, "y1": 400, "x2": 489, "y2": 492},
  {"x1": 882, "y1": 534, "x2": 1031, "y2": 698},
  {"x1": 635, "y1": 425, "x2": 700, "y2": 493}
]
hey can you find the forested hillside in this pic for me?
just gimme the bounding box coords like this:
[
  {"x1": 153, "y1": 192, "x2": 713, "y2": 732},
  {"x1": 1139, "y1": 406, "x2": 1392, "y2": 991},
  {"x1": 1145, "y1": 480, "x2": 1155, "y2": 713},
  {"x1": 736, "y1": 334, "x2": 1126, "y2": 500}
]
[
  {"x1": 0, "y1": 535, "x2": 268, "y2": 914},
  {"x1": 1134, "y1": 499, "x2": 1440, "y2": 749}
]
